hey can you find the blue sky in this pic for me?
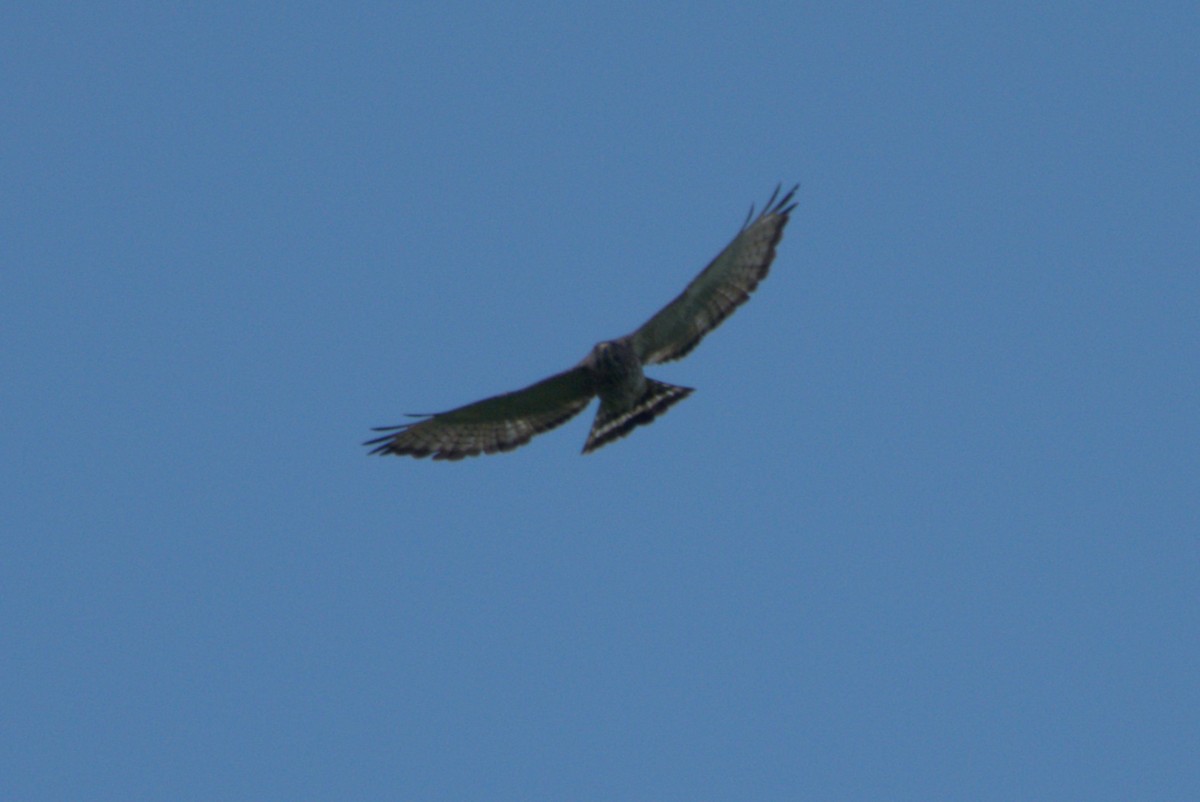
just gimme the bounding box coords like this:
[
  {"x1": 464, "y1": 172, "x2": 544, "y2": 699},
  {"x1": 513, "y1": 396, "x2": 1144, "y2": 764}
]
[{"x1": 4, "y1": 3, "x2": 1198, "y2": 799}]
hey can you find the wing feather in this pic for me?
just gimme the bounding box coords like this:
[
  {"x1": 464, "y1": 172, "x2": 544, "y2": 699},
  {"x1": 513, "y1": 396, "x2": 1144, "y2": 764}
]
[
  {"x1": 365, "y1": 366, "x2": 595, "y2": 460},
  {"x1": 630, "y1": 185, "x2": 797, "y2": 364}
]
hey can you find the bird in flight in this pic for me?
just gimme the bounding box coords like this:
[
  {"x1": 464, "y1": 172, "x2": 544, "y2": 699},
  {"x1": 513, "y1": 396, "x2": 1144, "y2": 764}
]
[{"x1": 366, "y1": 184, "x2": 797, "y2": 460}]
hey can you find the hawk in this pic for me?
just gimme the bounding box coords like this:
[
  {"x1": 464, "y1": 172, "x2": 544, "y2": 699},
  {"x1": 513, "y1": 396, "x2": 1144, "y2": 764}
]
[{"x1": 366, "y1": 185, "x2": 797, "y2": 460}]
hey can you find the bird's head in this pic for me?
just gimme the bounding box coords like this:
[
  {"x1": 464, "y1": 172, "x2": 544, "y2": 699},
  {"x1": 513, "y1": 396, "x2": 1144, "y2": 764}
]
[{"x1": 586, "y1": 339, "x2": 638, "y2": 374}]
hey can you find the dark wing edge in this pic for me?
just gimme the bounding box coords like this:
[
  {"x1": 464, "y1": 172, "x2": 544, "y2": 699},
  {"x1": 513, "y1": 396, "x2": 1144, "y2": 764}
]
[
  {"x1": 629, "y1": 184, "x2": 797, "y2": 365},
  {"x1": 364, "y1": 366, "x2": 596, "y2": 460}
]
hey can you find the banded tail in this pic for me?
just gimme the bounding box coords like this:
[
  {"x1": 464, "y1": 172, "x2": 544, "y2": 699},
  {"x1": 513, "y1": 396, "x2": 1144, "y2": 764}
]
[{"x1": 582, "y1": 379, "x2": 693, "y2": 454}]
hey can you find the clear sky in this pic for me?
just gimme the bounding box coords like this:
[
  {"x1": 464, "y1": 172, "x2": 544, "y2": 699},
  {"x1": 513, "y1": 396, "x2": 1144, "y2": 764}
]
[{"x1": 4, "y1": 3, "x2": 1198, "y2": 799}]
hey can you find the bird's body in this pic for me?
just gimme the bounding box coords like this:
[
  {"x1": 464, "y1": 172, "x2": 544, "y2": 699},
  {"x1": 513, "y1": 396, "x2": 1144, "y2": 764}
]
[
  {"x1": 366, "y1": 185, "x2": 797, "y2": 460},
  {"x1": 580, "y1": 339, "x2": 693, "y2": 454}
]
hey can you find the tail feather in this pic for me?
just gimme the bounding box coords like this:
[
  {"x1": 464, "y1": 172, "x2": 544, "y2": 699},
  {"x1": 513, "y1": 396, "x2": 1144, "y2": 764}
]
[{"x1": 582, "y1": 379, "x2": 693, "y2": 454}]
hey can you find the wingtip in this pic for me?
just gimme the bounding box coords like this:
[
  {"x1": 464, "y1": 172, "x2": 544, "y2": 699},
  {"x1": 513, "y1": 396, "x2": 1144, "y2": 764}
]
[
  {"x1": 763, "y1": 183, "x2": 781, "y2": 212},
  {"x1": 773, "y1": 183, "x2": 799, "y2": 217},
  {"x1": 745, "y1": 184, "x2": 799, "y2": 227},
  {"x1": 364, "y1": 422, "x2": 415, "y2": 454}
]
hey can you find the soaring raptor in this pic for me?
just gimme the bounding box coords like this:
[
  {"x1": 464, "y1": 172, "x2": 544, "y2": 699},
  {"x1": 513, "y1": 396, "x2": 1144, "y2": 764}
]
[{"x1": 366, "y1": 185, "x2": 797, "y2": 460}]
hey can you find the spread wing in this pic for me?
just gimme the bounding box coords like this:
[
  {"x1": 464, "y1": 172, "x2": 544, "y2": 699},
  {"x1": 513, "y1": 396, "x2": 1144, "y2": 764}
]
[
  {"x1": 629, "y1": 185, "x2": 797, "y2": 365},
  {"x1": 365, "y1": 367, "x2": 596, "y2": 460}
]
